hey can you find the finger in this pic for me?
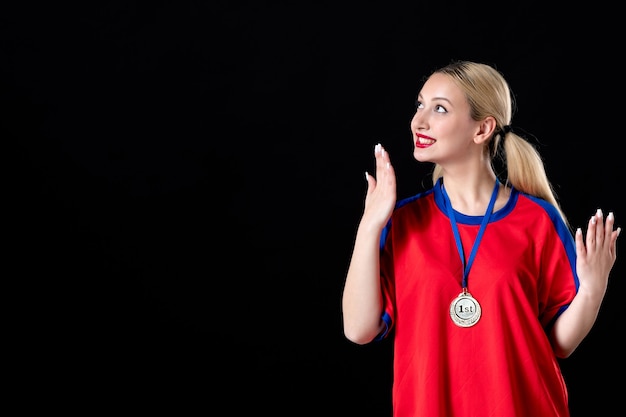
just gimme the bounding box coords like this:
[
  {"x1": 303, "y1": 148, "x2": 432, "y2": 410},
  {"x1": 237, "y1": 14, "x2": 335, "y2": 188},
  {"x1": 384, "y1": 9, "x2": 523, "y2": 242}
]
[
  {"x1": 374, "y1": 144, "x2": 385, "y2": 175},
  {"x1": 604, "y1": 211, "x2": 615, "y2": 245},
  {"x1": 364, "y1": 171, "x2": 377, "y2": 202},
  {"x1": 374, "y1": 143, "x2": 395, "y2": 185},
  {"x1": 606, "y1": 212, "x2": 621, "y2": 256},
  {"x1": 374, "y1": 143, "x2": 384, "y2": 161},
  {"x1": 375, "y1": 143, "x2": 390, "y2": 170},
  {"x1": 594, "y1": 209, "x2": 605, "y2": 245},
  {"x1": 586, "y1": 213, "x2": 597, "y2": 250},
  {"x1": 365, "y1": 170, "x2": 376, "y2": 190},
  {"x1": 575, "y1": 227, "x2": 586, "y2": 258},
  {"x1": 612, "y1": 227, "x2": 622, "y2": 257}
]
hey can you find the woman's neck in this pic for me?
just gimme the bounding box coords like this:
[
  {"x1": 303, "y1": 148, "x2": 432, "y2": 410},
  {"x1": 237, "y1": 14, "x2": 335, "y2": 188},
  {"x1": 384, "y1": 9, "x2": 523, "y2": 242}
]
[{"x1": 441, "y1": 172, "x2": 508, "y2": 215}]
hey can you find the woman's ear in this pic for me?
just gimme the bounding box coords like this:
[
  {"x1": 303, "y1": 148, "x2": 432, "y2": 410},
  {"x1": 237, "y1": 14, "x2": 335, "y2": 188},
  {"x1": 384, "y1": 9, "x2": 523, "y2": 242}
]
[{"x1": 474, "y1": 116, "x2": 497, "y2": 144}]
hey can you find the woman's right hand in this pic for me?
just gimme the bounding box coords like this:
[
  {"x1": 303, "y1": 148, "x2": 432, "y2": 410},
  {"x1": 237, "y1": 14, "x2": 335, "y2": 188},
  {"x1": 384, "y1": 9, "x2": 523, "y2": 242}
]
[{"x1": 363, "y1": 143, "x2": 397, "y2": 229}]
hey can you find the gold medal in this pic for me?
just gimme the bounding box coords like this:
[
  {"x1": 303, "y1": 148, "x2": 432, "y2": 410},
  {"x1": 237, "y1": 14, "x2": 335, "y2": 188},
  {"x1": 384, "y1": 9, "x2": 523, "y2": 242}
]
[{"x1": 449, "y1": 290, "x2": 481, "y2": 327}]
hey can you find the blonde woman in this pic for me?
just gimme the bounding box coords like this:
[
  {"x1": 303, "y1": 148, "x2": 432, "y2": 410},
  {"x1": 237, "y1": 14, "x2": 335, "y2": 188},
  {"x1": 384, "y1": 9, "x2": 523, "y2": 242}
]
[{"x1": 342, "y1": 60, "x2": 620, "y2": 416}]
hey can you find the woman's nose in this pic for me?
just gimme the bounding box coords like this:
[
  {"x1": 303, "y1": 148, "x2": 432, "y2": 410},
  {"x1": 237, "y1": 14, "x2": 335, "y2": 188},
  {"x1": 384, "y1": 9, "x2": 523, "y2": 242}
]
[{"x1": 411, "y1": 111, "x2": 426, "y2": 129}]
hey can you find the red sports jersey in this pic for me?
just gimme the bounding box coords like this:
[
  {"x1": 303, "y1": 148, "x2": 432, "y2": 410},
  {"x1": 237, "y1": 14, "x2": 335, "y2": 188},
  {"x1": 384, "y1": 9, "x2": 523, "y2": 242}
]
[{"x1": 378, "y1": 178, "x2": 577, "y2": 417}]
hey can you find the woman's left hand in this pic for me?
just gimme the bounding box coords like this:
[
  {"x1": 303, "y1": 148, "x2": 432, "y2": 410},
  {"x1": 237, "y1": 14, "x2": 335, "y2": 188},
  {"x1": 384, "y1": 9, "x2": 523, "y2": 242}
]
[{"x1": 575, "y1": 209, "x2": 621, "y2": 296}]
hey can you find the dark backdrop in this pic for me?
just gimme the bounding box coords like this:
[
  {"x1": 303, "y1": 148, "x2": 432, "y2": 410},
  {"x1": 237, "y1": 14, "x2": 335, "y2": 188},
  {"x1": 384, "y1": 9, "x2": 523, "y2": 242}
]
[{"x1": 5, "y1": 2, "x2": 624, "y2": 415}]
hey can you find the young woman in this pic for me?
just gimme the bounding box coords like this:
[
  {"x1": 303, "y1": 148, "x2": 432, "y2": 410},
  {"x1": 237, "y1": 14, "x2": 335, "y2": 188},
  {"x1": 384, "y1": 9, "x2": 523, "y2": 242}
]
[{"x1": 341, "y1": 60, "x2": 620, "y2": 416}]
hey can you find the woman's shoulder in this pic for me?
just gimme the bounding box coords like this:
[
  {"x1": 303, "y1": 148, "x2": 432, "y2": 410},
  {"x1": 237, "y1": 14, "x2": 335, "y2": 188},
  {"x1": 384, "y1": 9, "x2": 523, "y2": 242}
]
[
  {"x1": 516, "y1": 190, "x2": 561, "y2": 217},
  {"x1": 395, "y1": 187, "x2": 436, "y2": 211}
]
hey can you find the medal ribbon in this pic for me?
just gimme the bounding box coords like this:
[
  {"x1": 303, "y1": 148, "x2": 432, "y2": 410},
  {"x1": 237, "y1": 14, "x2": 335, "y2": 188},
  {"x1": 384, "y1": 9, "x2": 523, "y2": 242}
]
[{"x1": 442, "y1": 180, "x2": 499, "y2": 290}]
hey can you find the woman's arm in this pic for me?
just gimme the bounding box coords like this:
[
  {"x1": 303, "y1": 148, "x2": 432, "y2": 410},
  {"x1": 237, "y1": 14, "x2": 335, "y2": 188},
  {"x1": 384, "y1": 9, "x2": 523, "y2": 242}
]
[
  {"x1": 550, "y1": 209, "x2": 620, "y2": 358},
  {"x1": 342, "y1": 144, "x2": 396, "y2": 345}
]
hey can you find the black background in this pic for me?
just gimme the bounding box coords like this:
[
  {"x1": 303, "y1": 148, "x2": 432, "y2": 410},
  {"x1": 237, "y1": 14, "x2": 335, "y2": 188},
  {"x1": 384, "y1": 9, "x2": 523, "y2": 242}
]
[{"x1": 5, "y1": 2, "x2": 624, "y2": 415}]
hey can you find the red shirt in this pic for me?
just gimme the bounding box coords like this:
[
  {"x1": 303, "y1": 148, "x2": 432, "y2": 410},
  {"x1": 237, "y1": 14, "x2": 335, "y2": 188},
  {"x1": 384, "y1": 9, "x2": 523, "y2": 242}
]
[{"x1": 378, "y1": 179, "x2": 576, "y2": 416}]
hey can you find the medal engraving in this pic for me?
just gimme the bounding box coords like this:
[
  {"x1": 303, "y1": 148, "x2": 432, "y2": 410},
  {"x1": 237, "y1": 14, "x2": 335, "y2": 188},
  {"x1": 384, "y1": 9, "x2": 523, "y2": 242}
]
[{"x1": 449, "y1": 291, "x2": 481, "y2": 327}]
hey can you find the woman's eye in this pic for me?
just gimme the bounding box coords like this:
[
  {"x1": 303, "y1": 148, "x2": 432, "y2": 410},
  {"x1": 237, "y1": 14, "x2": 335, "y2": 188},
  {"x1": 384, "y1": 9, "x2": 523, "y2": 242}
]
[{"x1": 415, "y1": 101, "x2": 446, "y2": 113}]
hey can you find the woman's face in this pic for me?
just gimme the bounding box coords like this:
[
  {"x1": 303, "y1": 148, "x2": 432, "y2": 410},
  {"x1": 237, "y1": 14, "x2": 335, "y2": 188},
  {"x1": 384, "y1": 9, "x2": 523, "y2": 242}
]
[{"x1": 410, "y1": 73, "x2": 482, "y2": 165}]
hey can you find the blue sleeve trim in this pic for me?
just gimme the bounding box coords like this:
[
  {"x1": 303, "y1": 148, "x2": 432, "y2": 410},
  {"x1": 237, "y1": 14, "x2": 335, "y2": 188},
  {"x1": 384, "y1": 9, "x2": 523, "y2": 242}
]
[
  {"x1": 523, "y1": 193, "x2": 579, "y2": 290},
  {"x1": 374, "y1": 311, "x2": 393, "y2": 341}
]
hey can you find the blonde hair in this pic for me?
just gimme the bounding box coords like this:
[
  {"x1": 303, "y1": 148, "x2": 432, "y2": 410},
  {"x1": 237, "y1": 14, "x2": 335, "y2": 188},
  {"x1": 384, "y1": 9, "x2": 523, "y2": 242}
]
[{"x1": 430, "y1": 61, "x2": 569, "y2": 227}]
